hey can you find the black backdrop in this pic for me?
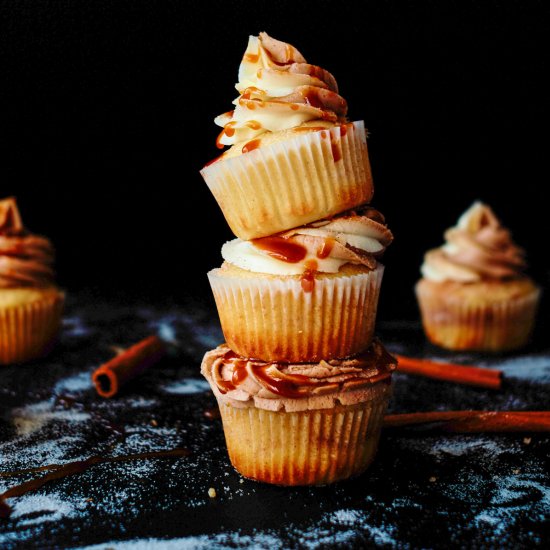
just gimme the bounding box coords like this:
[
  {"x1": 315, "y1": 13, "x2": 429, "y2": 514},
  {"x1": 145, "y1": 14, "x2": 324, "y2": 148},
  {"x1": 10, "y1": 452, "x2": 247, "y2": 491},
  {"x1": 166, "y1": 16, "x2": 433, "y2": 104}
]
[{"x1": 3, "y1": 0, "x2": 549, "y2": 321}]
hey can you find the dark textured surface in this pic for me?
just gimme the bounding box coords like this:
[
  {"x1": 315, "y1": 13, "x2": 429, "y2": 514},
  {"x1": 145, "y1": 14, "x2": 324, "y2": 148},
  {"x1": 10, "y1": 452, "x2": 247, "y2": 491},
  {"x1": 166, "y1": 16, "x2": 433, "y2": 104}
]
[{"x1": 1, "y1": 292, "x2": 549, "y2": 549}]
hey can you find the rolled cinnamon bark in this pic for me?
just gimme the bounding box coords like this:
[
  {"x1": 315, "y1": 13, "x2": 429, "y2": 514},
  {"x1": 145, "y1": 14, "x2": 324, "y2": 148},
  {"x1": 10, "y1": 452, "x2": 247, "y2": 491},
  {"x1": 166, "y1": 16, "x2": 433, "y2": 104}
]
[{"x1": 92, "y1": 335, "x2": 166, "y2": 398}]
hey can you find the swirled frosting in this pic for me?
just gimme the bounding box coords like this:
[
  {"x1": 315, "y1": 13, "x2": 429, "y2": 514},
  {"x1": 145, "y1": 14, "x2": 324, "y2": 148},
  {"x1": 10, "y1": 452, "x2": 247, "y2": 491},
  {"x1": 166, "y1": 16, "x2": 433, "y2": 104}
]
[
  {"x1": 215, "y1": 32, "x2": 347, "y2": 148},
  {"x1": 201, "y1": 339, "x2": 396, "y2": 412},
  {"x1": 221, "y1": 206, "x2": 393, "y2": 275},
  {"x1": 0, "y1": 197, "x2": 56, "y2": 288},
  {"x1": 421, "y1": 202, "x2": 527, "y2": 282}
]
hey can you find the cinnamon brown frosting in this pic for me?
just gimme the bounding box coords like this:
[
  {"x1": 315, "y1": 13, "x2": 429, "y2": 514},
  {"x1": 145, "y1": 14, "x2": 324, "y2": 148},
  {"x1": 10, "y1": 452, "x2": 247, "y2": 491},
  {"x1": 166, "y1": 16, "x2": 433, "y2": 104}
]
[
  {"x1": 215, "y1": 32, "x2": 347, "y2": 148},
  {"x1": 201, "y1": 340, "x2": 396, "y2": 412},
  {"x1": 421, "y1": 202, "x2": 527, "y2": 283},
  {"x1": 0, "y1": 197, "x2": 56, "y2": 288}
]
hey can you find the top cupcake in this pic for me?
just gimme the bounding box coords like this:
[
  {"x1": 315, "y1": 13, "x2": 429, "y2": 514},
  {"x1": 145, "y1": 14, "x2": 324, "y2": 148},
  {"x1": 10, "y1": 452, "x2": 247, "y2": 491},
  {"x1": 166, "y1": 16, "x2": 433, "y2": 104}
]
[{"x1": 201, "y1": 33, "x2": 375, "y2": 239}]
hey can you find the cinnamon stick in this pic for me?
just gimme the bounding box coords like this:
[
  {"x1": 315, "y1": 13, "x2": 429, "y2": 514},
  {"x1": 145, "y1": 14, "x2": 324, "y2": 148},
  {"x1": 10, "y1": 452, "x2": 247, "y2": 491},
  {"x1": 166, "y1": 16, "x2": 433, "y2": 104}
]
[
  {"x1": 383, "y1": 411, "x2": 550, "y2": 433},
  {"x1": 92, "y1": 335, "x2": 166, "y2": 398},
  {"x1": 395, "y1": 354, "x2": 502, "y2": 389}
]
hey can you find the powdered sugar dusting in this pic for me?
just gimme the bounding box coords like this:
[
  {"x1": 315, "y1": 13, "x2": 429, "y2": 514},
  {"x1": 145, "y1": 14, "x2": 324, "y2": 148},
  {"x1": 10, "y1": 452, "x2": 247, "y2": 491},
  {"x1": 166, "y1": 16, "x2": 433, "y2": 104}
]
[
  {"x1": 11, "y1": 399, "x2": 91, "y2": 437},
  {"x1": 9, "y1": 493, "x2": 81, "y2": 527},
  {"x1": 54, "y1": 371, "x2": 94, "y2": 395},
  {"x1": 401, "y1": 435, "x2": 514, "y2": 458},
  {"x1": 161, "y1": 378, "x2": 210, "y2": 395},
  {"x1": 481, "y1": 355, "x2": 550, "y2": 382},
  {"x1": 75, "y1": 533, "x2": 283, "y2": 550}
]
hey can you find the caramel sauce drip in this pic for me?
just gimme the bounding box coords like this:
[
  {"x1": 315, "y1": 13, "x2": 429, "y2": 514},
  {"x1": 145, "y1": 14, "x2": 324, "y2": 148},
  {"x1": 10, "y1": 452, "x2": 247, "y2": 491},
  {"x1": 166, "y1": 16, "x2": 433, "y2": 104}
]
[
  {"x1": 244, "y1": 52, "x2": 259, "y2": 63},
  {"x1": 330, "y1": 135, "x2": 342, "y2": 162},
  {"x1": 252, "y1": 236, "x2": 307, "y2": 263},
  {"x1": 232, "y1": 360, "x2": 249, "y2": 386},
  {"x1": 252, "y1": 365, "x2": 305, "y2": 398},
  {"x1": 216, "y1": 120, "x2": 236, "y2": 149},
  {"x1": 241, "y1": 86, "x2": 262, "y2": 100},
  {"x1": 301, "y1": 259, "x2": 318, "y2": 292},
  {"x1": 317, "y1": 237, "x2": 336, "y2": 259},
  {"x1": 246, "y1": 120, "x2": 262, "y2": 130},
  {"x1": 0, "y1": 449, "x2": 190, "y2": 519},
  {"x1": 242, "y1": 139, "x2": 262, "y2": 154}
]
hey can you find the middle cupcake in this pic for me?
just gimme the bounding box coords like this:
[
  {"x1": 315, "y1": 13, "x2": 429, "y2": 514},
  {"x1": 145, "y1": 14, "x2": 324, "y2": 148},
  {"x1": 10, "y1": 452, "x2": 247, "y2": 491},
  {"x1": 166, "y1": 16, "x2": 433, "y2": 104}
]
[{"x1": 208, "y1": 205, "x2": 393, "y2": 362}]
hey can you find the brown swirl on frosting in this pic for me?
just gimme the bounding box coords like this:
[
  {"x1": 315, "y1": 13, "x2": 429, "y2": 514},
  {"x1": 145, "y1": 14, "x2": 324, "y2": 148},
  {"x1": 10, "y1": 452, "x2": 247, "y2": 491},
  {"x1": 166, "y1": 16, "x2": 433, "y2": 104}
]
[
  {"x1": 202, "y1": 339, "x2": 396, "y2": 404},
  {"x1": 421, "y1": 202, "x2": 526, "y2": 283},
  {"x1": 0, "y1": 197, "x2": 56, "y2": 288}
]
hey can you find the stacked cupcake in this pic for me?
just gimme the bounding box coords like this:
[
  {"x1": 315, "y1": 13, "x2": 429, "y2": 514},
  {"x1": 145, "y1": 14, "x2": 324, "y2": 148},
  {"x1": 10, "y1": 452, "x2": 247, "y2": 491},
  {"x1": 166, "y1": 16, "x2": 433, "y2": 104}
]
[{"x1": 200, "y1": 33, "x2": 396, "y2": 485}]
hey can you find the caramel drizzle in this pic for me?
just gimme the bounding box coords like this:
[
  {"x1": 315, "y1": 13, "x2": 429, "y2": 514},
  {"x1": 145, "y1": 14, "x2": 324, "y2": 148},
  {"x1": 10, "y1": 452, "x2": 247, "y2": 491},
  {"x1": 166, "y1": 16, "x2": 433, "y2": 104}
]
[{"x1": 213, "y1": 344, "x2": 395, "y2": 399}]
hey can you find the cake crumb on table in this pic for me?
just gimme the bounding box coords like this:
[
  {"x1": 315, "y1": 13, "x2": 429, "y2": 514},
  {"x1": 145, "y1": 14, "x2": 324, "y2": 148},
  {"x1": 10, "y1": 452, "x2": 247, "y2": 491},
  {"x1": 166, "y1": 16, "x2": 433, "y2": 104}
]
[{"x1": 208, "y1": 488, "x2": 217, "y2": 498}]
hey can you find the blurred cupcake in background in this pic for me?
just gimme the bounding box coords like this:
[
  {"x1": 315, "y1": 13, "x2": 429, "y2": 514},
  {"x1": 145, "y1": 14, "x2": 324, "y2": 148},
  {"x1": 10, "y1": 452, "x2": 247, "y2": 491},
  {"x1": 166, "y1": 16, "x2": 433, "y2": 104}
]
[
  {"x1": 0, "y1": 197, "x2": 65, "y2": 365},
  {"x1": 416, "y1": 201, "x2": 540, "y2": 352}
]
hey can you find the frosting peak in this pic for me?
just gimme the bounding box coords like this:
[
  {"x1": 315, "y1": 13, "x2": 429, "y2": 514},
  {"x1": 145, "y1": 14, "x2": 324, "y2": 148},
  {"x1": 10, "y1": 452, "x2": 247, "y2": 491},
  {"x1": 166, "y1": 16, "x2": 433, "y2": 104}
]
[
  {"x1": 215, "y1": 33, "x2": 347, "y2": 149},
  {"x1": 421, "y1": 202, "x2": 527, "y2": 283},
  {"x1": 0, "y1": 197, "x2": 56, "y2": 288}
]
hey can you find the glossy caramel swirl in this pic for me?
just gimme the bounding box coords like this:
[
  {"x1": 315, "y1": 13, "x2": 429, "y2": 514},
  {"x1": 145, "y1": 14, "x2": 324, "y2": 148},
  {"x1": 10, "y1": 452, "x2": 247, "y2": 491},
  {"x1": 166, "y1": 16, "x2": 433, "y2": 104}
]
[
  {"x1": 421, "y1": 202, "x2": 526, "y2": 282},
  {"x1": 0, "y1": 197, "x2": 56, "y2": 288},
  {"x1": 201, "y1": 339, "x2": 396, "y2": 412}
]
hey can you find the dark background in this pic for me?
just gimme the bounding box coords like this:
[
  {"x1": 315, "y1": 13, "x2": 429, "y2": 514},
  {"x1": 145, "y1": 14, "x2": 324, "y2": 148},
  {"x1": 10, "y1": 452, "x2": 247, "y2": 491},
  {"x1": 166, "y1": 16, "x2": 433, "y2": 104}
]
[{"x1": 2, "y1": 0, "x2": 549, "y2": 321}]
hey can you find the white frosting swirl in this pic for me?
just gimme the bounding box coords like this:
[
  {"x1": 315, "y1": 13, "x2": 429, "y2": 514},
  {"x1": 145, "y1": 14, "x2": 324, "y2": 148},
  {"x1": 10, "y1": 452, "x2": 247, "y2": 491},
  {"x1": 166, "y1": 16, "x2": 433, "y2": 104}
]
[
  {"x1": 215, "y1": 33, "x2": 347, "y2": 148},
  {"x1": 221, "y1": 207, "x2": 393, "y2": 275}
]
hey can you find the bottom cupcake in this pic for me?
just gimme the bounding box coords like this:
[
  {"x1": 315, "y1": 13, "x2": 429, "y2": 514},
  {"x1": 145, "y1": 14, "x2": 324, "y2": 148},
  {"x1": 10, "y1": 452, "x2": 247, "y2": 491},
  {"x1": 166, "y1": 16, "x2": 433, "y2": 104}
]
[{"x1": 201, "y1": 340, "x2": 396, "y2": 486}]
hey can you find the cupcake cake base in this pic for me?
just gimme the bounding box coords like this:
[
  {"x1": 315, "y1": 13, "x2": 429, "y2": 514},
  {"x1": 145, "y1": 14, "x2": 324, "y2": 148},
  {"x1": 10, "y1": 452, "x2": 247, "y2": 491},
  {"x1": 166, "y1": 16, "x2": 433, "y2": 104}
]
[{"x1": 201, "y1": 340, "x2": 396, "y2": 486}]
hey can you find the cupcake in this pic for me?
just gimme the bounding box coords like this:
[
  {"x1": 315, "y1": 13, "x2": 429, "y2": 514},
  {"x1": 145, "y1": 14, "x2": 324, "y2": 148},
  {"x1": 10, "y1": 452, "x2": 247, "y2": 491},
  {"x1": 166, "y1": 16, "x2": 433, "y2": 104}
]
[
  {"x1": 0, "y1": 197, "x2": 65, "y2": 364},
  {"x1": 416, "y1": 201, "x2": 540, "y2": 352},
  {"x1": 208, "y1": 206, "x2": 393, "y2": 362},
  {"x1": 201, "y1": 339, "x2": 396, "y2": 486},
  {"x1": 200, "y1": 32, "x2": 374, "y2": 240}
]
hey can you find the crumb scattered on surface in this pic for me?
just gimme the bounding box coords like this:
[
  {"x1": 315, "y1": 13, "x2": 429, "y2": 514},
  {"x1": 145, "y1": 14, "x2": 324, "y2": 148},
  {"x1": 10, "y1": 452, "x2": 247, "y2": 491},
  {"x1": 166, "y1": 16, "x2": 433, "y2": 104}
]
[
  {"x1": 208, "y1": 488, "x2": 216, "y2": 498},
  {"x1": 523, "y1": 437, "x2": 532, "y2": 445}
]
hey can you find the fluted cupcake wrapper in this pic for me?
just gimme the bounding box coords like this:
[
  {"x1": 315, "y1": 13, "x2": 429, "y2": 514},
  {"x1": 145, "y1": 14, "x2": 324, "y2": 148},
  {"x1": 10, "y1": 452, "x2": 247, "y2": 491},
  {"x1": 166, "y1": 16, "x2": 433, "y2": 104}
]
[
  {"x1": 416, "y1": 282, "x2": 541, "y2": 352},
  {"x1": 208, "y1": 265, "x2": 384, "y2": 362},
  {"x1": 200, "y1": 121, "x2": 374, "y2": 240},
  {"x1": 0, "y1": 291, "x2": 65, "y2": 365},
  {"x1": 218, "y1": 397, "x2": 389, "y2": 486}
]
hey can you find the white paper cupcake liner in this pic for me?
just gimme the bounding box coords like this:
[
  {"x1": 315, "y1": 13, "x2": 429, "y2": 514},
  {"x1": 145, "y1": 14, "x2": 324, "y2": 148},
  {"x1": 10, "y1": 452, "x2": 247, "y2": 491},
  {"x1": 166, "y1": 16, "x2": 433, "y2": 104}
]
[
  {"x1": 218, "y1": 396, "x2": 389, "y2": 486},
  {"x1": 416, "y1": 281, "x2": 540, "y2": 352},
  {"x1": 208, "y1": 265, "x2": 384, "y2": 362},
  {"x1": 201, "y1": 121, "x2": 374, "y2": 240}
]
